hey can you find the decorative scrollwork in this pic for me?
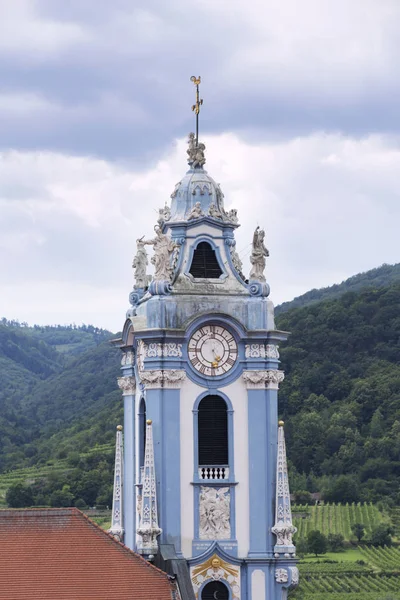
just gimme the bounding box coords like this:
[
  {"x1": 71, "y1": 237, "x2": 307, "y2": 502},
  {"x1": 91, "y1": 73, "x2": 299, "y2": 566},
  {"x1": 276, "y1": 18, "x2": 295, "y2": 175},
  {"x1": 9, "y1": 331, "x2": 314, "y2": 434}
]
[{"x1": 242, "y1": 370, "x2": 284, "y2": 389}]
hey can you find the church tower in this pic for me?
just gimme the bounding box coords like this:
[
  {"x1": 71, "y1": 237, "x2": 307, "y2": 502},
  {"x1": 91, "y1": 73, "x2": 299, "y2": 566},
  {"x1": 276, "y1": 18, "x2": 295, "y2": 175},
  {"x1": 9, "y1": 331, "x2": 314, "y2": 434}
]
[{"x1": 113, "y1": 78, "x2": 298, "y2": 600}]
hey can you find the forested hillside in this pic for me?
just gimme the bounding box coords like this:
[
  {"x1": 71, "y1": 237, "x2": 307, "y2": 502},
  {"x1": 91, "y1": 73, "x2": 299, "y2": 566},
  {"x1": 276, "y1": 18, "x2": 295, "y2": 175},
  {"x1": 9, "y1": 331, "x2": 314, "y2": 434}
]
[
  {"x1": 0, "y1": 322, "x2": 118, "y2": 472},
  {"x1": 276, "y1": 262, "x2": 400, "y2": 315},
  {"x1": 277, "y1": 281, "x2": 400, "y2": 505}
]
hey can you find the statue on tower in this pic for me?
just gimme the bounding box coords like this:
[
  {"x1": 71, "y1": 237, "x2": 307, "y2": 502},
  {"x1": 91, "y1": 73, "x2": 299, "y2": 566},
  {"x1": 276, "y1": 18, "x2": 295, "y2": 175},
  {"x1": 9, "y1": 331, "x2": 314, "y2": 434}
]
[
  {"x1": 249, "y1": 226, "x2": 269, "y2": 282},
  {"x1": 187, "y1": 132, "x2": 206, "y2": 168},
  {"x1": 143, "y1": 226, "x2": 177, "y2": 281},
  {"x1": 132, "y1": 237, "x2": 149, "y2": 289}
]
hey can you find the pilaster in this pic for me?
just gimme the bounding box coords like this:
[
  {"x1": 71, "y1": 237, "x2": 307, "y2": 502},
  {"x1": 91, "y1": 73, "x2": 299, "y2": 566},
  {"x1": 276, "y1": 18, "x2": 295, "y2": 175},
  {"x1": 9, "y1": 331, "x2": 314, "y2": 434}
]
[
  {"x1": 243, "y1": 371, "x2": 283, "y2": 558},
  {"x1": 140, "y1": 369, "x2": 185, "y2": 552},
  {"x1": 117, "y1": 375, "x2": 136, "y2": 550}
]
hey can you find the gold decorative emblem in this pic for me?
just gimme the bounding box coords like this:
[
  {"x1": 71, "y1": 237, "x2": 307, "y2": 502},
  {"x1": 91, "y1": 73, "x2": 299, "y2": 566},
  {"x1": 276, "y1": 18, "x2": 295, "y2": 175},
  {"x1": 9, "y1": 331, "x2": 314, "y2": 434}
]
[{"x1": 191, "y1": 554, "x2": 240, "y2": 599}]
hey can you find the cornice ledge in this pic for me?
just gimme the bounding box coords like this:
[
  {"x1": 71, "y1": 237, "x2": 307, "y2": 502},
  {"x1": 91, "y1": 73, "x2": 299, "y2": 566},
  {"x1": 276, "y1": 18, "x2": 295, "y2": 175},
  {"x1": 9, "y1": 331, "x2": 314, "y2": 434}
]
[
  {"x1": 242, "y1": 369, "x2": 284, "y2": 389},
  {"x1": 117, "y1": 376, "x2": 136, "y2": 395},
  {"x1": 139, "y1": 369, "x2": 186, "y2": 389}
]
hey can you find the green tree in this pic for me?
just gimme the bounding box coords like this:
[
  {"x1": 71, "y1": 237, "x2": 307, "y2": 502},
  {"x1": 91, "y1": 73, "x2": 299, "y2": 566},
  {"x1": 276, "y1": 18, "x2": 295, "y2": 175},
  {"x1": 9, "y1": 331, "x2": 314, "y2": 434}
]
[
  {"x1": 351, "y1": 523, "x2": 365, "y2": 542},
  {"x1": 323, "y1": 475, "x2": 360, "y2": 503},
  {"x1": 6, "y1": 483, "x2": 34, "y2": 508},
  {"x1": 293, "y1": 490, "x2": 312, "y2": 505},
  {"x1": 49, "y1": 485, "x2": 74, "y2": 508},
  {"x1": 295, "y1": 538, "x2": 308, "y2": 557},
  {"x1": 370, "y1": 524, "x2": 394, "y2": 547},
  {"x1": 307, "y1": 530, "x2": 327, "y2": 557},
  {"x1": 327, "y1": 533, "x2": 345, "y2": 552}
]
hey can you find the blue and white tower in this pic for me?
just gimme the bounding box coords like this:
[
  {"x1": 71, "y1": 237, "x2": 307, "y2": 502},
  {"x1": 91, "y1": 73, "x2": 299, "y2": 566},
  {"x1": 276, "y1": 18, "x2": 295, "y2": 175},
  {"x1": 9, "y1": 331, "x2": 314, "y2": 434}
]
[{"x1": 114, "y1": 79, "x2": 298, "y2": 600}]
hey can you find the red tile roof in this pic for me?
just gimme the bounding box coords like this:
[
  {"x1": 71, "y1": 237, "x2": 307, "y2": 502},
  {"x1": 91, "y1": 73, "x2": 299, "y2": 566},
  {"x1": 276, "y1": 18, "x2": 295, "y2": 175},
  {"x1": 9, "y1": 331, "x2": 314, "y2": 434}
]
[{"x1": 0, "y1": 508, "x2": 177, "y2": 600}]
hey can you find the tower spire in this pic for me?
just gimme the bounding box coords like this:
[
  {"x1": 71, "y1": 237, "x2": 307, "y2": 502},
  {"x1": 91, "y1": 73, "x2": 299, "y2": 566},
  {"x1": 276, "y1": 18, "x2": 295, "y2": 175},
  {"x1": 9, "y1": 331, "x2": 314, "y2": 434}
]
[
  {"x1": 190, "y1": 75, "x2": 203, "y2": 146},
  {"x1": 137, "y1": 420, "x2": 162, "y2": 558},
  {"x1": 108, "y1": 425, "x2": 124, "y2": 542},
  {"x1": 272, "y1": 421, "x2": 297, "y2": 557}
]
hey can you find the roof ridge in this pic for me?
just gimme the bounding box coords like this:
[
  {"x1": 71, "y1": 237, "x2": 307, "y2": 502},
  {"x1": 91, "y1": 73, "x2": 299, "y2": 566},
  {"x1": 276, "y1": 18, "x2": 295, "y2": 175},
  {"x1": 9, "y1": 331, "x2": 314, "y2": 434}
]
[
  {"x1": 76, "y1": 509, "x2": 177, "y2": 582},
  {"x1": 0, "y1": 507, "x2": 177, "y2": 600}
]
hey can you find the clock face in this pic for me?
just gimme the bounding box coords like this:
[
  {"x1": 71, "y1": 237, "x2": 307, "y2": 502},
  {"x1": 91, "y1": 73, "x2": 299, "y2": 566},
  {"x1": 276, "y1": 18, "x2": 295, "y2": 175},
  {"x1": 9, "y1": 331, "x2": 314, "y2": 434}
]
[{"x1": 188, "y1": 325, "x2": 238, "y2": 376}]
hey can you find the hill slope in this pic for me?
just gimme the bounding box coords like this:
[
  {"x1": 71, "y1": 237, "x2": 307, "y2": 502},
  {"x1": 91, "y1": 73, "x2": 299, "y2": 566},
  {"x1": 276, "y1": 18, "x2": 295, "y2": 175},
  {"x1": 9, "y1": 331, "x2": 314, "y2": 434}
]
[
  {"x1": 276, "y1": 262, "x2": 400, "y2": 315},
  {"x1": 0, "y1": 322, "x2": 117, "y2": 473},
  {"x1": 276, "y1": 281, "x2": 400, "y2": 504}
]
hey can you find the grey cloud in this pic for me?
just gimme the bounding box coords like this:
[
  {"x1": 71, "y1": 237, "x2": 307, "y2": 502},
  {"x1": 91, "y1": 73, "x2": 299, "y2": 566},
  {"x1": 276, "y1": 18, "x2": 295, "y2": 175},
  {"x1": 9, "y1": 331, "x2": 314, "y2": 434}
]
[{"x1": 1, "y1": 1, "x2": 400, "y2": 162}]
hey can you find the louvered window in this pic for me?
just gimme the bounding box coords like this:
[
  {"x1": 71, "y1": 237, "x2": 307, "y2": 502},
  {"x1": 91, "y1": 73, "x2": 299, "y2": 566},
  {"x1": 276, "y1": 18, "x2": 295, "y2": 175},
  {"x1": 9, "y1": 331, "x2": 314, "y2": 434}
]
[
  {"x1": 201, "y1": 581, "x2": 229, "y2": 600},
  {"x1": 198, "y1": 395, "x2": 228, "y2": 466},
  {"x1": 189, "y1": 242, "x2": 223, "y2": 279}
]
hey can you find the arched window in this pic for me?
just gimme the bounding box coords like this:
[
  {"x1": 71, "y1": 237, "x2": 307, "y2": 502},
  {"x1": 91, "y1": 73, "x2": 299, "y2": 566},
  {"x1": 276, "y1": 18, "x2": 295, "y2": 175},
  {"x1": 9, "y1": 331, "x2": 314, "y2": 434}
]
[
  {"x1": 189, "y1": 242, "x2": 223, "y2": 279},
  {"x1": 201, "y1": 581, "x2": 229, "y2": 600},
  {"x1": 198, "y1": 395, "x2": 228, "y2": 466},
  {"x1": 138, "y1": 398, "x2": 146, "y2": 467}
]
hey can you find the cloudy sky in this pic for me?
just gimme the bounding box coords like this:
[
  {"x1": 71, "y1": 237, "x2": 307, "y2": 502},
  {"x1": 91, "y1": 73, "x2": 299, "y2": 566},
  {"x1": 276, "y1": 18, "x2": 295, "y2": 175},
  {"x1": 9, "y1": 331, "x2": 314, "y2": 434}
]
[{"x1": 1, "y1": 0, "x2": 399, "y2": 332}]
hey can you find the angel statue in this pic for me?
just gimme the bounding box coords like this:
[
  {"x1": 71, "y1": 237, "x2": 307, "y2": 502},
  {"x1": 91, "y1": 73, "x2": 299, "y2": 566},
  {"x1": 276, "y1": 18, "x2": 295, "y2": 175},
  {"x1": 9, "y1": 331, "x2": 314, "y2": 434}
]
[
  {"x1": 187, "y1": 132, "x2": 196, "y2": 164},
  {"x1": 142, "y1": 225, "x2": 177, "y2": 282},
  {"x1": 249, "y1": 226, "x2": 269, "y2": 282},
  {"x1": 132, "y1": 237, "x2": 148, "y2": 289},
  {"x1": 187, "y1": 133, "x2": 206, "y2": 168},
  {"x1": 187, "y1": 201, "x2": 203, "y2": 220},
  {"x1": 192, "y1": 143, "x2": 206, "y2": 168}
]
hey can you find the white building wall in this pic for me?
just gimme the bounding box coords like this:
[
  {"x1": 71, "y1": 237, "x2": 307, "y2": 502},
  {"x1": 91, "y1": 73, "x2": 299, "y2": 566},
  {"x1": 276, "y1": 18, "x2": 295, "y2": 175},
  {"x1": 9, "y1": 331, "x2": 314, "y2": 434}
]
[
  {"x1": 179, "y1": 375, "x2": 250, "y2": 559},
  {"x1": 252, "y1": 569, "x2": 266, "y2": 600},
  {"x1": 224, "y1": 377, "x2": 250, "y2": 557}
]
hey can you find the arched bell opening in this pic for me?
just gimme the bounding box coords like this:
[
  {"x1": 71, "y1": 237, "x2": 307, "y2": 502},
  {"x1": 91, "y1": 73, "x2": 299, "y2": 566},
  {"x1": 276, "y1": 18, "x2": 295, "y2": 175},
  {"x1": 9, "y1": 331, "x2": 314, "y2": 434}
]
[
  {"x1": 189, "y1": 242, "x2": 223, "y2": 279},
  {"x1": 201, "y1": 580, "x2": 230, "y2": 600}
]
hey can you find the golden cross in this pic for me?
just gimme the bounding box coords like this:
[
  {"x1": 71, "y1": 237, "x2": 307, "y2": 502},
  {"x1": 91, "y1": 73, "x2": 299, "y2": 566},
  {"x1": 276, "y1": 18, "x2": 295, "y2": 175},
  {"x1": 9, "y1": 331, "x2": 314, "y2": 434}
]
[{"x1": 190, "y1": 75, "x2": 203, "y2": 145}]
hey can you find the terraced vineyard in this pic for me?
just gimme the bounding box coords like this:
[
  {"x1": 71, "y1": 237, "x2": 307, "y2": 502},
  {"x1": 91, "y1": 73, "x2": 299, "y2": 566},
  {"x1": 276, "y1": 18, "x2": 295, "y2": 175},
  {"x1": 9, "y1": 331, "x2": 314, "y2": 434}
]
[
  {"x1": 289, "y1": 503, "x2": 400, "y2": 599},
  {"x1": 293, "y1": 503, "x2": 386, "y2": 541},
  {"x1": 0, "y1": 461, "x2": 72, "y2": 507},
  {"x1": 299, "y1": 573, "x2": 400, "y2": 594},
  {"x1": 0, "y1": 443, "x2": 113, "y2": 507},
  {"x1": 359, "y1": 545, "x2": 400, "y2": 571}
]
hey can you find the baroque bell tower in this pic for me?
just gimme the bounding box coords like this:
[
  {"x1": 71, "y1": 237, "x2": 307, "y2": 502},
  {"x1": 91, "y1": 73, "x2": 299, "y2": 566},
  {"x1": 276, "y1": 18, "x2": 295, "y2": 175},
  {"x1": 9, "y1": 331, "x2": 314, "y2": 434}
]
[{"x1": 113, "y1": 77, "x2": 298, "y2": 600}]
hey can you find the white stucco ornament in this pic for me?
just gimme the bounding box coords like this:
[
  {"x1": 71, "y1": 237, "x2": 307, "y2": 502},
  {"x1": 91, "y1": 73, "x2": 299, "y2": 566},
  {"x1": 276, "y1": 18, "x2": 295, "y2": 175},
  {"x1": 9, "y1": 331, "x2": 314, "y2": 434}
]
[
  {"x1": 199, "y1": 486, "x2": 230, "y2": 540},
  {"x1": 139, "y1": 369, "x2": 186, "y2": 389},
  {"x1": 208, "y1": 203, "x2": 222, "y2": 219},
  {"x1": 275, "y1": 568, "x2": 288, "y2": 583},
  {"x1": 146, "y1": 342, "x2": 183, "y2": 358},
  {"x1": 117, "y1": 376, "x2": 136, "y2": 395},
  {"x1": 157, "y1": 205, "x2": 171, "y2": 226},
  {"x1": 249, "y1": 226, "x2": 269, "y2": 282},
  {"x1": 188, "y1": 201, "x2": 204, "y2": 220},
  {"x1": 245, "y1": 344, "x2": 280, "y2": 359},
  {"x1": 191, "y1": 555, "x2": 240, "y2": 600},
  {"x1": 121, "y1": 350, "x2": 134, "y2": 366},
  {"x1": 290, "y1": 567, "x2": 299, "y2": 586},
  {"x1": 242, "y1": 370, "x2": 284, "y2": 389},
  {"x1": 142, "y1": 226, "x2": 177, "y2": 281},
  {"x1": 132, "y1": 238, "x2": 149, "y2": 289}
]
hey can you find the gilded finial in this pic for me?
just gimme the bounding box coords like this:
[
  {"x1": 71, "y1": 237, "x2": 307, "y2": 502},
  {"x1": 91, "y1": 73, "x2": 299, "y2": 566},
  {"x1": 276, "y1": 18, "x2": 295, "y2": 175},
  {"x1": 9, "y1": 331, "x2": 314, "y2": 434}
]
[
  {"x1": 190, "y1": 75, "x2": 203, "y2": 146},
  {"x1": 278, "y1": 420, "x2": 284, "y2": 427},
  {"x1": 146, "y1": 419, "x2": 152, "y2": 425},
  {"x1": 117, "y1": 424, "x2": 123, "y2": 431}
]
